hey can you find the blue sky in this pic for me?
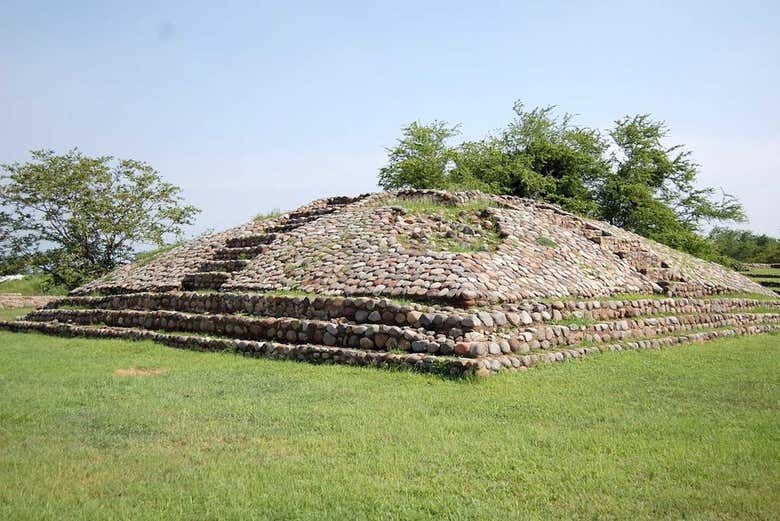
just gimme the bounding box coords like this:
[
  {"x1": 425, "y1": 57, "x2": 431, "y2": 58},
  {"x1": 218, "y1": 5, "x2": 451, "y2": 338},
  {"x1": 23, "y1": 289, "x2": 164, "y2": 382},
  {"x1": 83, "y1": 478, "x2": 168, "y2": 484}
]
[{"x1": 2, "y1": 0, "x2": 778, "y2": 239}]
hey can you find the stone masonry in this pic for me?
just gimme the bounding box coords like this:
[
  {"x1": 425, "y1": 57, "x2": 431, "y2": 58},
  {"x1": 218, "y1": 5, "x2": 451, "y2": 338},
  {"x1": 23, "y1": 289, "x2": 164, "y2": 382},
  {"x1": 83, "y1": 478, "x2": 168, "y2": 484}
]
[{"x1": 1, "y1": 190, "x2": 777, "y2": 376}]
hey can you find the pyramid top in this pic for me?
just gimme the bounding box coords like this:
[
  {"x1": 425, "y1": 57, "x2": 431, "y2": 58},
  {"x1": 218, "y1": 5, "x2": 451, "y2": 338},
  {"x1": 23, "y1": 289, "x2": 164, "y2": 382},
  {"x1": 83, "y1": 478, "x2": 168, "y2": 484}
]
[{"x1": 74, "y1": 190, "x2": 773, "y2": 305}]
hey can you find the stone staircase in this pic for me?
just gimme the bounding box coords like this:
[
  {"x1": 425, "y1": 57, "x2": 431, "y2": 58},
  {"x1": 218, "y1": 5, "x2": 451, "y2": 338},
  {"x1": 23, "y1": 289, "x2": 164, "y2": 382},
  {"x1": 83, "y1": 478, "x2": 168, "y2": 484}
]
[
  {"x1": 4, "y1": 291, "x2": 778, "y2": 377},
  {"x1": 181, "y1": 200, "x2": 352, "y2": 291},
  {"x1": 584, "y1": 226, "x2": 685, "y2": 293}
]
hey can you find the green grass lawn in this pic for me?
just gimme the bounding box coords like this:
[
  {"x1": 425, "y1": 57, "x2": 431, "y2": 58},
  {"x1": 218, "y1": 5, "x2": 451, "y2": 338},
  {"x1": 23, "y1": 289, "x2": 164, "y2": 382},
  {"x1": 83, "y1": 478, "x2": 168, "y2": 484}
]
[
  {"x1": 745, "y1": 268, "x2": 780, "y2": 278},
  {"x1": 0, "y1": 329, "x2": 778, "y2": 520},
  {"x1": 0, "y1": 307, "x2": 33, "y2": 321},
  {"x1": 0, "y1": 275, "x2": 66, "y2": 296}
]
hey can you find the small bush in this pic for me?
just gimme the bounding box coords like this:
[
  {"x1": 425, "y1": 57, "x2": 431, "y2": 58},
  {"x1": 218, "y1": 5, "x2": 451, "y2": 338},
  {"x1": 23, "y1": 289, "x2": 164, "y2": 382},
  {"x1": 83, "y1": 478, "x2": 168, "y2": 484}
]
[
  {"x1": 134, "y1": 242, "x2": 183, "y2": 266},
  {"x1": 536, "y1": 236, "x2": 559, "y2": 248},
  {"x1": 255, "y1": 209, "x2": 284, "y2": 221}
]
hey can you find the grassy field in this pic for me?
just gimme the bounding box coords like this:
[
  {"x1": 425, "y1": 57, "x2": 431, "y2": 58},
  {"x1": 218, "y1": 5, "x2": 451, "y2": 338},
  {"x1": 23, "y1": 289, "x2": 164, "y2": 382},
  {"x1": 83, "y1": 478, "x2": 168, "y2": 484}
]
[
  {"x1": 744, "y1": 268, "x2": 780, "y2": 277},
  {"x1": 0, "y1": 275, "x2": 66, "y2": 296},
  {"x1": 0, "y1": 327, "x2": 778, "y2": 519},
  {"x1": 0, "y1": 307, "x2": 34, "y2": 321}
]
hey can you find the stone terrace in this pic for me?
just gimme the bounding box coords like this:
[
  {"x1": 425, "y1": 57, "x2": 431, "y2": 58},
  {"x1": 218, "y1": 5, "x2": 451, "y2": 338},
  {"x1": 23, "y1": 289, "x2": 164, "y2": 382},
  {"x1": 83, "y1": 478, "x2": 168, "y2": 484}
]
[{"x1": 1, "y1": 190, "x2": 777, "y2": 376}]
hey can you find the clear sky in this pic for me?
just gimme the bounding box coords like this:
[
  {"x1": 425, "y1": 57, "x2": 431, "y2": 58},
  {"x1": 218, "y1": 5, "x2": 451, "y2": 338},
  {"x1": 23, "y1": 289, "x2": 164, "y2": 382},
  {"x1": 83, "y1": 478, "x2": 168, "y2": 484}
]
[{"x1": 2, "y1": 0, "x2": 778, "y2": 239}]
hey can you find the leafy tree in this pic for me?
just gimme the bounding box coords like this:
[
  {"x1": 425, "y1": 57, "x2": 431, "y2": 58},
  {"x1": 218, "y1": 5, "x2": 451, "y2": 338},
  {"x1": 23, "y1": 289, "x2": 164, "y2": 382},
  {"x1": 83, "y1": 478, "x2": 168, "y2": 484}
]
[
  {"x1": 598, "y1": 115, "x2": 745, "y2": 252},
  {"x1": 708, "y1": 227, "x2": 780, "y2": 264},
  {"x1": 489, "y1": 103, "x2": 609, "y2": 216},
  {"x1": 0, "y1": 211, "x2": 33, "y2": 275},
  {"x1": 378, "y1": 121, "x2": 460, "y2": 190},
  {"x1": 378, "y1": 102, "x2": 747, "y2": 258},
  {"x1": 380, "y1": 104, "x2": 610, "y2": 216},
  {"x1": 0, "y1": 149, "x2": 199, "y2": 288}
]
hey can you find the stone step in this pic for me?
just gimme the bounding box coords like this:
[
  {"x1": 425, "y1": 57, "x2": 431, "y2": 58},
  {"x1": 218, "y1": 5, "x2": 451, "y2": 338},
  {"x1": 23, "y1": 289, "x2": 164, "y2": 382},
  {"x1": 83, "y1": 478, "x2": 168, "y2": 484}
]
[
  {"x1": 45, "y1": 291, "x2": 780, "y2": 335},
  {"x1": 588, "y1": 236, "x2": 642, "y2": 249},
  {"x1": 288, "y1": 207, "x2": 337, "y2": 220},
  {"x1": 197, "y1": 260, "x2": 248, "y2": 273},
  {"x1": 23, "y1": 308, "x2": 446, "y2": 353},
  {"x1": 0, "y1": 320, "x2": 479, "y2": 377},
  {"x1": 266, "y1": 222, "x2": 304, "y2": 233},
  {"x1": 45, "y1": 292, "x2": 478, "y2": 332},
  {"x1": 24, "y1": 306, "x2": 780, "y2": 360},
  {"x1": 657, "y1": 280, "x2": 707, "y2": 297},
  {"x1": 460, "y1": 312, "x2": 780, "y2": 358},
  {"x1": 214, "y1": 246, "x2": 266, "y2": 260},
  {"x1": 1, "y1": 319, "x2": 776, "y2": 377},
  {"x1": 758, "y1": 280, "x2": 780, "y2": 288},
  {"x1": 225, "y1": 234, "x2": 277, "y2": 248},
  {"x1": 181, "y1": 272, "x2": 230, "y2": 291},
  {"x1": 469, "y1": 323, "x2": 780, "y2": 373},
  {"x1": 615, "y1": 250, "x2": 668, "y2": 269}
]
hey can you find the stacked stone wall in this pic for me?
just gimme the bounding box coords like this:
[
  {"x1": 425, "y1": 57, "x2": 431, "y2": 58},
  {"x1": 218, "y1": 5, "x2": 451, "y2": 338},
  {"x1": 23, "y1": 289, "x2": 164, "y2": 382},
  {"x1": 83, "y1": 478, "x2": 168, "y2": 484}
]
[
  {"x1": 71, "y1": 190, "x2": 774, "y2": 302},
  {"x1": 47, "y1": 292, "x2": 780, "y2": 330},
  {"x1": 1, "y1": 318, "x2": 775, "y2": 377}
]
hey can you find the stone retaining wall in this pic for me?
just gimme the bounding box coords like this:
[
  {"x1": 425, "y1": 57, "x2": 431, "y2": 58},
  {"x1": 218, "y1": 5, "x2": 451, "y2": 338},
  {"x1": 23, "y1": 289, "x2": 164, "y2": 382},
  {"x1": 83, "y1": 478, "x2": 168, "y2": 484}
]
[
  {"x1": 460, "y1": 312, "x2": 780, "y2": 357},
  {"x1": 46, "y1": 292, "x2": 475, "y2": 332},
  {"x1": 23, "y1": 306, "x2": 779, "y2": 359},
  {"x1": 25, "y1": 308, "x2": 446, "y2": 353},
  {"x1": 1, "y1": 318, "x2": 775, "y2": 377},
  {"x1": 72, "y1": 189, "x2": 774, "y2": 301},
  {"x1": 740, "y1": 263, "x2": 780, "y2": 270},
  {"x1": 46, "y1": 292, "x2": 779, "y2": 331}
]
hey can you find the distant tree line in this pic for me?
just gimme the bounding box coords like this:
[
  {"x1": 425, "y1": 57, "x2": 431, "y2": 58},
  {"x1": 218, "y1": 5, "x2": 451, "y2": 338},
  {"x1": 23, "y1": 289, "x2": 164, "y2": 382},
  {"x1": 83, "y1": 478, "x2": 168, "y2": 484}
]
[
  {"x1": 379, "y1": 101, "x2": 778, "y2": 264},
  {"x1": 707, "y1": 228, "x2": 780, "y2": 265}
]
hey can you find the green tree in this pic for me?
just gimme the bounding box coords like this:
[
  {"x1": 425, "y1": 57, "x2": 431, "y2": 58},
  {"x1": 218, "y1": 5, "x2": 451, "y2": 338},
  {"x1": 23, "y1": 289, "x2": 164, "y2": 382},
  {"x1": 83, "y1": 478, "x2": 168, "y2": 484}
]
[
  {"x1": 708, "y1": 227, "x2": 780, "y2": 264},
  {"x1": 0, "y1": 149, "x2": 199, "y2": 288},
  {"x1": 0, "y1": 211, "x2": 32, "y2": 275},
  {"x1": 378, "y1": 102, "x2": 747, "y2": 258},
  {"x1": 380, "y1": 104, "x2": 610, "y2": 216},
  {"x1": 377, "y1": 121, "x2": 460, "y2": 190},
  {"x1": 599, "y1": 115, "x2": 745, "y2": 251}
]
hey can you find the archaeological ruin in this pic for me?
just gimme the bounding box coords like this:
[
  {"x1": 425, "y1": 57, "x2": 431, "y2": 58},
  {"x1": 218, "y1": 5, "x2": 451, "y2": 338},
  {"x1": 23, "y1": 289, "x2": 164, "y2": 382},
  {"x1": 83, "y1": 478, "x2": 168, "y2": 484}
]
[{"x1": 2, "y1": 189, "x2": 778, "y2": 377}]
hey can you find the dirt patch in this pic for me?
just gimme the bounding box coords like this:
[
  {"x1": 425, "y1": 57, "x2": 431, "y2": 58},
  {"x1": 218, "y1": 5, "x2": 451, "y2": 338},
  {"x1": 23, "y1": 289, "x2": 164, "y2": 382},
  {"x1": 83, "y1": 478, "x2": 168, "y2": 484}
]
[{"x1": 114, "y1": 367, "x2": 167, "y2": 377}]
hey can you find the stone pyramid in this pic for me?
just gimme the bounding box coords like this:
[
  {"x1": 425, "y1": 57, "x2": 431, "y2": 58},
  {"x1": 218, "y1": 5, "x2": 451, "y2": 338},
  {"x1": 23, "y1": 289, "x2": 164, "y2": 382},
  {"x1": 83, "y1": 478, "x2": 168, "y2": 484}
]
[{"x1": 3, "y1": 190, "x2": 778, "y2": 376}]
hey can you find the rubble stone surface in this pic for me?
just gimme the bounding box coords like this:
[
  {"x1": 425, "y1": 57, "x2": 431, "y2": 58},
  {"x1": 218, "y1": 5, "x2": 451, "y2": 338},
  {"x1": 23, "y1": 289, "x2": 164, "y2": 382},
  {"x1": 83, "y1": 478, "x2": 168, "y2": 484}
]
[{"x1": 2, "y1": 190, "x2": 777, "y2": 377}]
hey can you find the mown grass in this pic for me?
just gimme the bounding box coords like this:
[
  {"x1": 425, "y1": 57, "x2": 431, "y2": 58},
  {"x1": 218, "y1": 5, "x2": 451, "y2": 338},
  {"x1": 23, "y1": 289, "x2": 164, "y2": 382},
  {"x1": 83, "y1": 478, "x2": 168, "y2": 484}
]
[
  {"x1": 0, "y1": 330, "x2": 778, "y2": 519},
  {"x1": 0, "y1": 307, "x2": 33, "y2": 321},
  {"x1": 749, "y1": 277, "x2": 780, "y2": 285},
  {"x1": 744, "y1": 268, "x2": 780, "y2": 277},
  {"x1": 0, "y1": 275, "x2": 66, "y2": 296}
]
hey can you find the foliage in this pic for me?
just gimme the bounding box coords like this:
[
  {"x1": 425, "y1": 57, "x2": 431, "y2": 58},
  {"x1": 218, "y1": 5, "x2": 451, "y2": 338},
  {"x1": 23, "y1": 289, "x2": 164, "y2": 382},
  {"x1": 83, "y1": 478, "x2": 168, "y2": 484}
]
[
  {"x1": 0, "y1": 273, "x2": 67, "y2": 296},
  {"x1": 535, "y1": 236, "x2": 559, "y2": 248},
  {"x1": 378, "y1": 121, "x2": 461, "y2": 190},
  {"x1": 599, "y1": 115, "x2": 745, "y2": 256},
  {"x1": 708, "y1": 227, "x2": 780, "y2": 264},
  {"x1": 254, "y1": 209, "x2": 285, "y2": 221},
  {"x1": 379, "y1": 195, "x2": 498, "y2": 216},
  {"x1": 458, "y1": 103, "x2": 609, "y2": 216},
  {"x1": 379, "y1": 102, "x2": 747, "y2": 257},
  {"x1": 0, "y1": 331, "x2": 777, "y2": 519},
  {"x1": 133, "y1": 242, "x2": 184, "y2": 266},
  {"x1": 0, "y1": 149, "x2": 199, "y2": 288}
]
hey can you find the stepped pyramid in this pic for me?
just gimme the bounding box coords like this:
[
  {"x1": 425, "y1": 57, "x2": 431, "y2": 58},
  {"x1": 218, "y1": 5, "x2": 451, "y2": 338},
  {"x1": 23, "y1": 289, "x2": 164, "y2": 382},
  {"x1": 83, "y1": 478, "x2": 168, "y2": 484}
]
[{"x1": 2, "y1": 190, "x2": 778, "y2": 376}]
